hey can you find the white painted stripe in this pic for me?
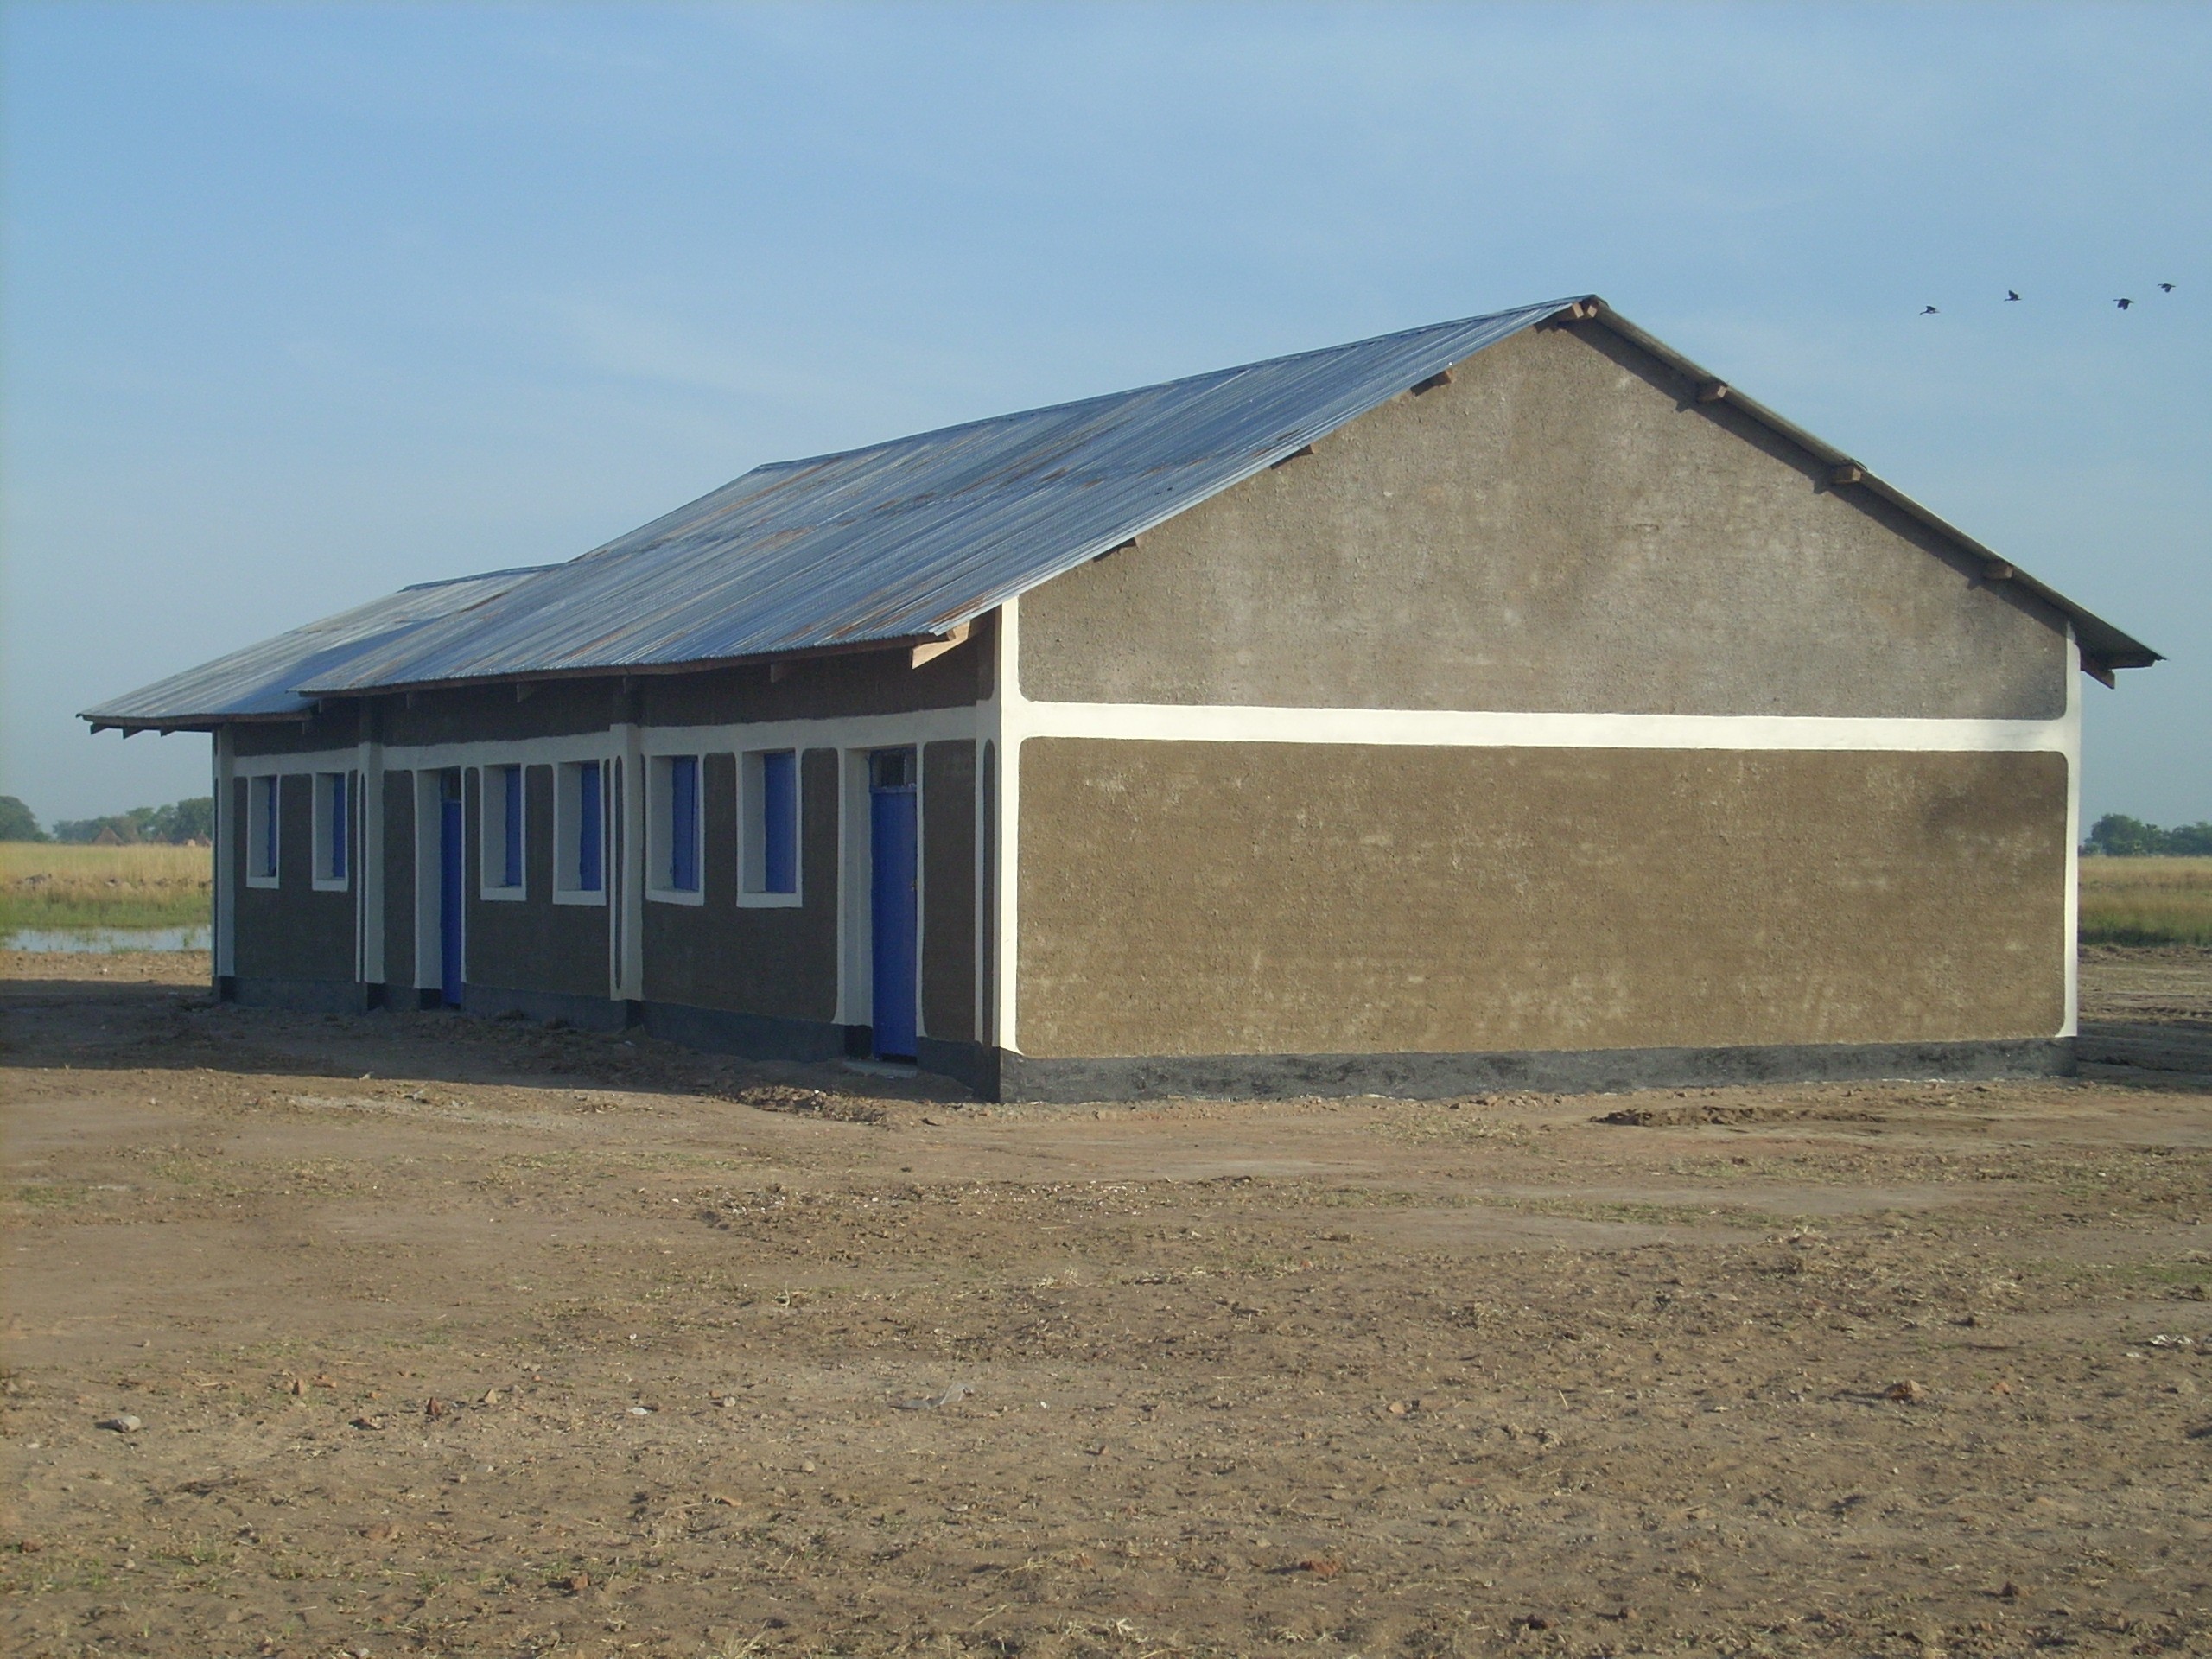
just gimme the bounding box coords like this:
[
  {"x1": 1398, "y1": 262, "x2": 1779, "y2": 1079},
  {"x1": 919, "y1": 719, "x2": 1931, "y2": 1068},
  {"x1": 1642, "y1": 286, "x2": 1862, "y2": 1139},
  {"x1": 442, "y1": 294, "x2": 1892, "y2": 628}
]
[
  {"x1": 1019, "y1": 700, "x2": 2071, "y2": 753},
  {"x1": 2062, "y1": 631, "x2": 2082, "y2": 1039}
]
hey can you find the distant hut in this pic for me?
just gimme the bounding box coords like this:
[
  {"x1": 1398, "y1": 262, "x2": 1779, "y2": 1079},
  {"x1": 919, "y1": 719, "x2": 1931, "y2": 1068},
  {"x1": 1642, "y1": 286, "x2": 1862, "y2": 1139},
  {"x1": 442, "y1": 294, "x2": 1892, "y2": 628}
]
[{"x1": 83, "y1": 296, "x2": 2159, "y2": 1100}]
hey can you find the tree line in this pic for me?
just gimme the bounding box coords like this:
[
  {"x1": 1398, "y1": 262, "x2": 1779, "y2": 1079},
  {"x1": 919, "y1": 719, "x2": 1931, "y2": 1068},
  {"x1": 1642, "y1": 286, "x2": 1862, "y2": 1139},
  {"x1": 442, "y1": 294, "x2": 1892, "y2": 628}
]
[
  {"x1": 0, "y1": 795, "x2": 216, "y2": 845},
  {"x1": 2082, "y1": 814, "x2": 2212, "y2": 857}
]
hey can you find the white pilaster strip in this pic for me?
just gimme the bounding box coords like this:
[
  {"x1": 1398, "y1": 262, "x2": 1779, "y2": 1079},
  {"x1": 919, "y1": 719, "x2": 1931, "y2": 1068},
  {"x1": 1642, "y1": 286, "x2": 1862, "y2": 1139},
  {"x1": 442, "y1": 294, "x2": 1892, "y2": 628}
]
[
  {"x1": 1017, "y1": 702, "x2": 2075, "y2": 753},
  {"x1": 994, "y1": 596, "x2": 1026, "y2": 1054},
  {"x1": 2063, "y1": 632, "x2": 2082, "y2": 1039}
]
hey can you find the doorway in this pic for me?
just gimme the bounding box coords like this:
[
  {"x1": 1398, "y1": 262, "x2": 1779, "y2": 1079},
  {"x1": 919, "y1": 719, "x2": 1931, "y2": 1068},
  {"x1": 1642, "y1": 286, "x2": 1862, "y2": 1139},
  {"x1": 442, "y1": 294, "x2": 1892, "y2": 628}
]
[
  {"x1": 868, "y1": 748, "x2": 918, "y2": 1060},
  {"x1": 438, "y1": 772, "x2": 463, "y2": 1007}
]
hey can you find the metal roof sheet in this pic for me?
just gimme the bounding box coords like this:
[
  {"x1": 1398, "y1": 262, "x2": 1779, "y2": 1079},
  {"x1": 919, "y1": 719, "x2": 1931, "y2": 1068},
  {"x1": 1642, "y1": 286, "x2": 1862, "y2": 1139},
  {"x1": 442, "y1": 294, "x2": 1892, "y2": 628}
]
[
  {"x1": 294, "y1": 300, "x2": 1574, "y2": 693},
  {"x1": 81, "y1": 567, "x2": 550, "y2": 729}
]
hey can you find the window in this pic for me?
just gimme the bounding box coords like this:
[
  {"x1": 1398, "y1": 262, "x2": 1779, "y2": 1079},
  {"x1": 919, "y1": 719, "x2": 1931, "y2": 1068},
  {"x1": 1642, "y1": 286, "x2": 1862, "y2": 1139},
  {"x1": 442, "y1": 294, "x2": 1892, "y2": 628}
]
[
  {"x1": 312, "y1": 772, "x2": 349, "y2": 889},
  {"x1": 480, "y1": 765, "x2": 524, "y2": 897},
  {"x1": 246, "y1": 775, "x2": 280, "y2": 886},
  {"x1": 741, "y1": 749, "x2": 800, "y2": 904},
  {"x1": 556, "y1": 760, "x2": 605, "y2": 902},
  {"x1": 649, "y1": 754, "x2": 702, "y2": 900}
]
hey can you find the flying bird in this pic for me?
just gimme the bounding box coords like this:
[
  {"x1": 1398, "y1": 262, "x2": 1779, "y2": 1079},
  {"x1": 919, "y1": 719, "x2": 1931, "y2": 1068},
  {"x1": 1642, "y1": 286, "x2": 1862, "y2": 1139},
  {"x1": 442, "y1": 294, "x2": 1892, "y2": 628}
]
[
  {"x1": 2005, "y1": 289, "x2": 2021, "y2": 301},
  {"x1": 2160, "y1": 283, "x2": 2176, "y2": 292},
  {"x1": 2116, "y1": 297, "x2": 2134, "y2": 309},
  {"x1": 1921, "y1": 304, "x2": 1939, "y2": 315}
]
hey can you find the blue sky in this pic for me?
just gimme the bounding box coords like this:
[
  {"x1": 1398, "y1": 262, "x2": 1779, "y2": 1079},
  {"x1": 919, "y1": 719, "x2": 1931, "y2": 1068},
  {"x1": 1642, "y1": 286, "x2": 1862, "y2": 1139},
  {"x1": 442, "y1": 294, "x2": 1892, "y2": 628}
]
[{"x1": 4, "y1": 1, "x2": 2206, "y2": 825}]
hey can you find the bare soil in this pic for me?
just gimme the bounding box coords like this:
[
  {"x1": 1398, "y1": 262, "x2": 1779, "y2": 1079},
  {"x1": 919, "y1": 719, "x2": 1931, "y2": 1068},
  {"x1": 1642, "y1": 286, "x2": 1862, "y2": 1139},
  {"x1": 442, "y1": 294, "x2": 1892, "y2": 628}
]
[{"x1": 5, "y1": 950, "x2": 2212, "y2": 1658}]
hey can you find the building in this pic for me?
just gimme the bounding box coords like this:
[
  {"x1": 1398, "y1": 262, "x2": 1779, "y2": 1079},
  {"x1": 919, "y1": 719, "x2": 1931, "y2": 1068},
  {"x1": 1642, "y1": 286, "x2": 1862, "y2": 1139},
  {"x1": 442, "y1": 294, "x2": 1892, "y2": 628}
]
[{"x1": 84, "y1": 296, "x2": 2158, "y2": 1100}]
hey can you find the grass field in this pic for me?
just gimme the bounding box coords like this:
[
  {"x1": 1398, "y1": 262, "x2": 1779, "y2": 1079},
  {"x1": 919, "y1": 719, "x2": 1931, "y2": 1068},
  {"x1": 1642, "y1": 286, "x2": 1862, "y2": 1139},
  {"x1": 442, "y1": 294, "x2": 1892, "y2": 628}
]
[
  {"x1": 0, "y1": 842, "x2": 212, "y2": 931},
  {"x1": 2079, "y1": 855, "x2": 2212, "y2": 946}
]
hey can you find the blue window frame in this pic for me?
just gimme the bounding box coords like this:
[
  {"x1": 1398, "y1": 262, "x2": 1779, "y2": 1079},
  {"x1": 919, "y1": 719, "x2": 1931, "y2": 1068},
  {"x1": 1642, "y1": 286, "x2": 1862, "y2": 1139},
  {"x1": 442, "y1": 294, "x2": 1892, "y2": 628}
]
[
  {"x1": 575, "y1": 760, "x2": 602, "y2": 892},
  {"x1": 667, "y1": 755, "x2": 699, "y2": 892},
  {"x1": 760, "y1": 750, "x2": 797, "y2": 894}
]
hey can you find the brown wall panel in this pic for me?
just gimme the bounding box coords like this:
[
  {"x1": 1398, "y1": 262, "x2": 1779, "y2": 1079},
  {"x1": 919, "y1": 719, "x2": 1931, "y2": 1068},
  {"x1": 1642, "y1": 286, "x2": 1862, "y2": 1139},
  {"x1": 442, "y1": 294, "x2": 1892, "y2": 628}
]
[
  {"x1": 1020, "y1": 326, "x2": 2067, "y2": 720},
  {"x1": 232, "y1": 773, "x2": 355, "y2": 982},
  {"x1": 921, "y1": 740, "x2": 976, "y2": 1042},
  {"x1": 1017, "y1": 739, "x2": 2067, "y2": 1058},
  {"x1": 642, "y1": 613, "x2": 995, "y2": 727},
  {"x1": 463, "y1": 764, "x2": 609, "y2": 1001},
  {"x1": 642, "y1": 747, "x2": 839, "y2": 1020},
  {"x1": 384, "y1": 681, "x2": 620, "y2": 747},
  {"x1": 233, "y1": 709, "x2": 359, "y2": 757}
]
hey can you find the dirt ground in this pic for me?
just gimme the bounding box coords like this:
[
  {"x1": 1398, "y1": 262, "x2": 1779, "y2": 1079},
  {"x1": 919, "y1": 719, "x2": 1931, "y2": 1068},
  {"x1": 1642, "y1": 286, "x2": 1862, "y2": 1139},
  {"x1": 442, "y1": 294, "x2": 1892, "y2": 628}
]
[{"x1": 5, "y1": 950, "x2": 2212, "y2": 1658}]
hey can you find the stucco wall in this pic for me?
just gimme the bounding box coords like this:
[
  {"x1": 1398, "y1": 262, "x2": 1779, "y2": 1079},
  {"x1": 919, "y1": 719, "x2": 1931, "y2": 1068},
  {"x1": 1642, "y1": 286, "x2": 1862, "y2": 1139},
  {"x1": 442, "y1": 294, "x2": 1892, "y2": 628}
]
[
  {"x1": 1018, "y1": 325, "x2": 2067, "y2": 720},
  {"x1": 463, "y1": 764, "x2": 609, "y2": 1001},
  {"x1": 231, "y1": 772, "x2": 354, "y2": 982},
  {"x1": 641, "y1": 748, "x2": 840, "y2": 1021},
  {"x1": 1016, "y1": 738, "x2": 2067, "y2": 1059},
  {"x1": 921, "y1": 740, "x2": 976, "y2": 1043}
]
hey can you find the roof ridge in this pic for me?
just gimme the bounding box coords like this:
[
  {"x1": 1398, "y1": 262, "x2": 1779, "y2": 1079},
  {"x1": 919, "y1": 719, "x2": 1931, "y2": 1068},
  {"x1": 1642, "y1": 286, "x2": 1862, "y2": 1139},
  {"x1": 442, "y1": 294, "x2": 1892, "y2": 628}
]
[{"x1": 745, "y1": 296, "x2": 1592, "y2": 475}]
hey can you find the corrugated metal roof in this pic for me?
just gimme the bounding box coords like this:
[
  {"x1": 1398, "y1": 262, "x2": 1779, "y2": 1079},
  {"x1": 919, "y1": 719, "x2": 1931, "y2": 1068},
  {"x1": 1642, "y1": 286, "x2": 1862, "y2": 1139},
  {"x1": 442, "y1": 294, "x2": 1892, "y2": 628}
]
[
  {"x1": 81, "y1": 567, "x2": 550, "y2": 729},
  {"x1": 295, "y1": 300, "x2": 1574, "y2": 693},
  {"x1": 86, "y1": 293, "x2": 2156, "y2": 726}
]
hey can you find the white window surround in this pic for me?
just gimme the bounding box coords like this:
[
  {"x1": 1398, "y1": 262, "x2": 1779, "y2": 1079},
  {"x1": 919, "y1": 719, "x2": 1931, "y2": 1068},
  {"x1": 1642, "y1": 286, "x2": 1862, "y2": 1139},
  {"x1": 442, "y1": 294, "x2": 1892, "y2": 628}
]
[
  {"x1": 737, "y1": 747, "x2": 804, "y2": 908},
  {"x1": 310, "y1": 772, "x2": 351, "y2": 892},
  {"x1": 479, "y1": 764, "x2": 528, "y2": 901},
  {"x1": 645, "y1": 753, "x2": 706, "y2": 906},
  {"x1": 245, "y1": 773, "x2": 281, "y2": 888},
  {"x1": 553, "y1": 758, "x2": 609, "y2": 906}
]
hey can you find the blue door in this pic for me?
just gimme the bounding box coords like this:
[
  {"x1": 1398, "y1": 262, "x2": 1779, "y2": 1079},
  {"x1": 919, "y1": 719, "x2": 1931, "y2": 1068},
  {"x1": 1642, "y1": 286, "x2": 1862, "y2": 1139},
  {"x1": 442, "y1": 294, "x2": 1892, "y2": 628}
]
[
  {"x1": 868, "y1": 750, "x2": 918, "y2": 1060},
  {"x1": 440, "y1": 791, "x2": 464, "y2": 1007}
]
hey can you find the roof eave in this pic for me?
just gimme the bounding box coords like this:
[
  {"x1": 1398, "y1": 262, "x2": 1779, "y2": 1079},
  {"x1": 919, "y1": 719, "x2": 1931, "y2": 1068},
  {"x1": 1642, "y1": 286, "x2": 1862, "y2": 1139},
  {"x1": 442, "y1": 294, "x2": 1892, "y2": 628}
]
[
  {"x1": 295, "y1": 625, "x2": 979, "y2": 702},
  {"x1": 1575, "y1": 303, "x2": 2161, "y2": 679}
]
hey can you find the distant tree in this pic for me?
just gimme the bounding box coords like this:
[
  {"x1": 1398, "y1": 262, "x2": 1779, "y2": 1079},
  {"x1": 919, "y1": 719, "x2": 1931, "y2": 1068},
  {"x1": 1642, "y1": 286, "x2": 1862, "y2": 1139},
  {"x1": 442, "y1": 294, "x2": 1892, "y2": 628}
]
[
  {"x1": 149, "y1": 797, "x2": 215, "y2": 842},
  {"x1": 52, "y1": 815, "x2": 122, "y2": 844},
  {"x1": 0, "y1": 795, "x2": 46, "y2": 841},
  {"x1": 2085, "y1": 814, "x2": 2212, "y2": 856},
  {"x1": 2085, "y1": 814, "x2": 2163, "y2": 855},
  {"x1": 53, "y1": 796, "x2": 218, "y2": 845}
]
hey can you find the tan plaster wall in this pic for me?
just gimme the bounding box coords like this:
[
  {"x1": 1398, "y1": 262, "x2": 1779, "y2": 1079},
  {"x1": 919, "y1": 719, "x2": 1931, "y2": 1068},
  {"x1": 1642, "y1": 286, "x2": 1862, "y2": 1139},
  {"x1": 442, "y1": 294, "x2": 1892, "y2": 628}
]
[
  {"x1": 1018, "y1": 326, "x2": 2067, "y2": 719},
  {"x1": 1016, "y1": 739, "x2": 2066, "y2": 1058}
]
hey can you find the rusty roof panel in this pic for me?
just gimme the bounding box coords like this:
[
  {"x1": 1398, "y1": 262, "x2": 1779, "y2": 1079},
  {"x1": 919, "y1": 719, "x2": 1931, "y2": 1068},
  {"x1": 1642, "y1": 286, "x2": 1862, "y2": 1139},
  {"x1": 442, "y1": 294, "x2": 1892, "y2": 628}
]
[{"x1": 80, "y1": 567, "x2": 550, "y2": 728}]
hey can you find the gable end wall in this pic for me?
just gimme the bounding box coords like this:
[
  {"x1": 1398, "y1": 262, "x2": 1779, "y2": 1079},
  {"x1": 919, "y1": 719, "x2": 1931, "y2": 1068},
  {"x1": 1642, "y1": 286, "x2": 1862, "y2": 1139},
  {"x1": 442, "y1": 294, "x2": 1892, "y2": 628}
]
[{"x1": 1017, "y1": 322, "x2": 2068, "y2": 720}]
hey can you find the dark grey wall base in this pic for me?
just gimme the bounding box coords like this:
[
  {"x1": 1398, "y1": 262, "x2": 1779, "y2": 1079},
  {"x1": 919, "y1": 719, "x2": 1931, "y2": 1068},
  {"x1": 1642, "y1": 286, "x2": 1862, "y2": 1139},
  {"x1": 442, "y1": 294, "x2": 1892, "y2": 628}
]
[
  {"x1": 462, "y1": 982, "x2": 631, "y2": 1033},
  {"x1": 994, "y1": 1037, "x2": 2075, "y2": 1104},
  {"x1": 640, "y1": 1001, "x2": 849, "y2": 1065},
  {"x1": 917, "y1": 1036, "x2": 999, "y2": 1097},
  {"x1": 222, "y1": 976, "x2": 375, "y2": 1016}
]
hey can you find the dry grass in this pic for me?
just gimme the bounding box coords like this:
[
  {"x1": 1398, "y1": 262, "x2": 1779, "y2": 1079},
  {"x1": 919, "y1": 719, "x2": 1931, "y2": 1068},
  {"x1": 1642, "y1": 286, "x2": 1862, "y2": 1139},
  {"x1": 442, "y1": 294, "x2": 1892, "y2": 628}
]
[
  {"x1": 0, "y1": 842, "x2": 212, "y2": 931},
  {"x1": 2080, "y1": 854, "x2": 2212, "y2": 945}
]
